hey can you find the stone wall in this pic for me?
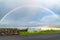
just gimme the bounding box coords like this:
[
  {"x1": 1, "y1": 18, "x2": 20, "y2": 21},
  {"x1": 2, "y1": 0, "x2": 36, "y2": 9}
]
[{"x1": 0, "y1": 28, "x2": 20, "y2": 35}]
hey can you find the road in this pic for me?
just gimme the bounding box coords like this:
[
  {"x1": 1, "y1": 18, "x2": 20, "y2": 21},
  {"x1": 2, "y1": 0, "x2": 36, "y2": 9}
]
[{"x1": 0, "y1": 33, "x2": 60, "y2": 40}]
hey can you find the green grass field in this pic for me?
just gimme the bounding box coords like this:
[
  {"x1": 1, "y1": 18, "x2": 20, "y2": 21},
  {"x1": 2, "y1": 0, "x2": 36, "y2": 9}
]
[{"x1": 19, "y1": 30, "x2": 60, "y2": 35}]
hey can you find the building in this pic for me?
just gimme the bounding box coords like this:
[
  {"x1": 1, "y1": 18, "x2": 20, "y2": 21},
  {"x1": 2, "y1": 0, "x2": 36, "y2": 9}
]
[{"x1": 27, "y1": 27, "x2": 41, "y2": 32}]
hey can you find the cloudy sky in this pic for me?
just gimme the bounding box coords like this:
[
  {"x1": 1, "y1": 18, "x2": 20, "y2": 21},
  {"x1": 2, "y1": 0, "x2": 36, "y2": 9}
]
[{"x1": 0, "y1": 0, "x2": 60, "y2": 27}]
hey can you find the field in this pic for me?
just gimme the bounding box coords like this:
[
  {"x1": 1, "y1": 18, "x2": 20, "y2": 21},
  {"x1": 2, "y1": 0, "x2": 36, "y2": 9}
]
[{"x1": 19, "y1": 30, "x2": 60, "y2": 35}]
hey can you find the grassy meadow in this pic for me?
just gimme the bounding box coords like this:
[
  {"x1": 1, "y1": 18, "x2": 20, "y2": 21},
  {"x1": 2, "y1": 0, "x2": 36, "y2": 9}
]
[{"x1": 19, "y1": 30, "x2": 60, "y2": 35}]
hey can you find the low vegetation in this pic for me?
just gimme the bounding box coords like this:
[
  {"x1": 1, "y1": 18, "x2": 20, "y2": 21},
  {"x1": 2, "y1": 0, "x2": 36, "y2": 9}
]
[{"x1": 19, "y1": 30, "x2": 60, "y2": 35}]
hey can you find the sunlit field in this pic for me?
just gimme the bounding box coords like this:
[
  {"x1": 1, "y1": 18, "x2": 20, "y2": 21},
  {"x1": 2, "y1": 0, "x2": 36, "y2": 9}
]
[{"x1": 20, "y1": 30, "x2": 60, "y2": 35}]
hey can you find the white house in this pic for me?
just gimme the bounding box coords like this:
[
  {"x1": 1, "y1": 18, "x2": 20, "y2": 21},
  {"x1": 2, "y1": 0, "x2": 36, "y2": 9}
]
[{"x1": 27, "y1": 27, "x2": 41, "y2": 32}]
